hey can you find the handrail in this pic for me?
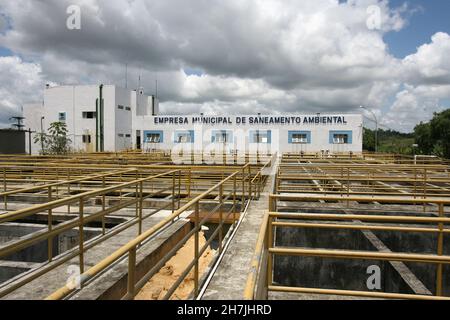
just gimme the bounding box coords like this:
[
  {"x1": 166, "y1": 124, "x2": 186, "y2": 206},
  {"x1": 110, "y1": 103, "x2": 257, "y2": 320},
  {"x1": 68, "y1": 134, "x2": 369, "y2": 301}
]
[
  {"x1": 0, "y1": 170, "x2": 178, "y2": 223},
  {"x1": 0, "y1": 170, "x2": 182, "y2": 298},
  {"x1": 245, "y1": 195, "x2": 450, "y2": 300},
  {"x1": 46, "y1": 170, "x2": 241, "y2": 300}
]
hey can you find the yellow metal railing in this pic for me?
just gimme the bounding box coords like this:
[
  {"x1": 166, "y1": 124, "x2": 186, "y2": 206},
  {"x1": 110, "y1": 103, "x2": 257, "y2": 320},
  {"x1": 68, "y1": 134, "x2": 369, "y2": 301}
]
[
  {"x1": 0, "y1": 170, "x2": 182, "y2": 298},
  {"x1": 46, "y1": 170, "x2": 243, "y2": 300},
  {"x1": 245, "y1": 195, "x2": 450, "y2": 300}
]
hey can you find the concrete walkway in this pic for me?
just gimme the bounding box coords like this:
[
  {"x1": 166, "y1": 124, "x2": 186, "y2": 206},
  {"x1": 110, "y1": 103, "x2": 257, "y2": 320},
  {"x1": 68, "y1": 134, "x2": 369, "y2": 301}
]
[{"x1": 202, "y1": 161, "x2": 277, "y2": 300}]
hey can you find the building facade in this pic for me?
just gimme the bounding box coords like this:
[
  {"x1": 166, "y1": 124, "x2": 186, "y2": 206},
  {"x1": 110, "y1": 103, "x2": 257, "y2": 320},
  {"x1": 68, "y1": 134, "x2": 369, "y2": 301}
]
[{"x1": 24, "y1": 85, "x2": 363, "y2": 155}]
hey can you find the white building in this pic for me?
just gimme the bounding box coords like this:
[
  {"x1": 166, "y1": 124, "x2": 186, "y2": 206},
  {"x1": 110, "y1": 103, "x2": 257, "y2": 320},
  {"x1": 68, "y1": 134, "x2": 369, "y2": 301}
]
[{"x1": 24, "y1": 85, "x2": 363, "y2": 155}]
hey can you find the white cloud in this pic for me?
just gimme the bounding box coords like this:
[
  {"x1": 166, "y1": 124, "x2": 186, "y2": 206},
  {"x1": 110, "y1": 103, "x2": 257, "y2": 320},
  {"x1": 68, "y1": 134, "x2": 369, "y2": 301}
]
[
  {"x1": 403, "y1": 32, "x2": 450, "y2": 85},
  {"x1": 0, "y1": 56, "x2": 46, "y2": 127},
  {"x1": 0, "y1": 0, "x2": 448, "y2": 132}
]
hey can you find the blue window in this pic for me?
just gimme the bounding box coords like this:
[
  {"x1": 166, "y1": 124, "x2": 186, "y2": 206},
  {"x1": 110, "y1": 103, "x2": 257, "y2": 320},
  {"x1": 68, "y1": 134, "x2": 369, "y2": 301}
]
[
  {"x1": 211, "y1": 130, "x2": 233, "y2": 143},
  {"x1": 143, "y1": 130, "x2": 164, "y2": 143},
  {"x1": 288, "y1": 131, "x2": 311, "y2": 144},
  {"x1": 329, "y1": 131, "x2": 352, "y2": 144},
  {"x1": 174, "y1": 130, "x2": 194, "y2": 143},
  {"x1": 249, "y1": 130, "x2": 272, "y2": 143},
  {"x1": 58, "y1": 112, "x2": 66, "y2": 122}
]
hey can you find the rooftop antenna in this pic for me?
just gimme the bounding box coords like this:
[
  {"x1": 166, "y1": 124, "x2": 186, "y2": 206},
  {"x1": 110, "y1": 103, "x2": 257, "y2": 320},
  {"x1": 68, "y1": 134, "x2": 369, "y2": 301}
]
[
  {"x1": 9, "y1": 116, "x2": 25, "y2": 131},
  {"x1": 125, "y1": 63, "x2": 128, "y2": 89}
]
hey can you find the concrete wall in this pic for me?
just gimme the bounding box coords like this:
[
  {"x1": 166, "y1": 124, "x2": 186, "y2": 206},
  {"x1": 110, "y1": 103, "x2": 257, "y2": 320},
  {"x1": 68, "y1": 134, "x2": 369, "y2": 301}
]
[
  {"x1": 0, "y1": 223, "x2": 100, "y2": 263},
  {"x1": 0, "y1": 130, "x2": 26, "y2": 154},
  {"x1": 372, "y1": 229, "x2": 450, "y2": 295}
]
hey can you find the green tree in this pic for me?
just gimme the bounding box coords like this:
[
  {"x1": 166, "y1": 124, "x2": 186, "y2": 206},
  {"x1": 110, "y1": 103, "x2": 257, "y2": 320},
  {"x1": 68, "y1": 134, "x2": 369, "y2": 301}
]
[
  {"x1": 33, "y1": 132, "x2": 48, "y2": 155},
  {"x1": 430, "y1": 109, "x2": 450, "y2": 158},
  {"x1": 414, "y1": 109, "x2": 450, "y2": 159},
  {"x1": 413, "y1": 122, "x2": 433, "y2": 155},
  {"x1": 34, "y1": 122, "x2": 72, "y2": 155},
  {"x1": 363, "y1": 128, "x2": 375, "y2": 152}
]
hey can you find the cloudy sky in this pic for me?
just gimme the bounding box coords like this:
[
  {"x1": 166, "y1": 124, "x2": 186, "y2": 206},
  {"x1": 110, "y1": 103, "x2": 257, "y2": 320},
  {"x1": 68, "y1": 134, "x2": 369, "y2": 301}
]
[{"x1": 0, "y1": 0, "x2": 449, "y2": 132}]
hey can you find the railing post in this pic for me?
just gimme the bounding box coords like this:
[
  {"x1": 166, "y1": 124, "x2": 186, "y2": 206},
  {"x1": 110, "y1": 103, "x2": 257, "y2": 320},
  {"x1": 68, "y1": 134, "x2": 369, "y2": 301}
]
[
  {"x1": 3, "y1": 168, "x2": 6, "y2": 193},
  {"x1": 241, "y1": 166, "x2": 245, "y2": 212},
  {"x1": 194, "y1": 201, "x2": 200, "y2": 297},
  {"x1": 347, "y1": 167, "x2": 350, "y2": 208},
  {"x1": 178, "y1": 170, "x2": 181, "y2": 209},
  {"x1": 119, "y1": 172, "x2": 123, "y2": 204},
  {"x1": 48, "y1": 186, "x2": 53, "y2": 262},
  {"x1": 135, "y1": 181, "x2": 139, "y2": 221},
  {"x1": 267, "y1": 215, "x2": 273, "y2": 288},
  {"x1": 219, "y1": 183, "x2": 223, "y2": 254},
  {"x1": 233, "y1": 174, "x2": 237, "y2": 224},
  {"x1": 269, "y1": 195, "x2": 276, "y2": 212},
  {"x1": 423, "y1": 168, "x2": 428, "y2": 213},
  {"x1": 172, "y1": 172, "x2": 175, "y2": 213},
  {"x1": 258, "y1": 174, "x2": 262, "y2": 198},
  {"x1": 102, "y1": 176, "x2": 106, "y2": 235},
  {"x1": 139, "y1": 181, "x2": 143, "y2": 235},
  {"x1": 436, "y1": 203, "x2": 444, "y2": 296},
  {"x1": 3, "y1": 166, "x2": 6, "y2": 210},
  {"x1": 127, "y1": 246, "x2": 136, "y2": 299},
  {"x1": 188, "y1": 169, "x2": 192, "y2": 198},
  {"x1": 67, "y1": 168, "x2": 71, "y2": 214},
  {"x1": 414, "y1": 168, "x2": 417, "y2": 200},
  {"x1": 79, "y1": 197, "x2": 85, "y2": 274},
  {"x1": 56, "y1": 168, "x2": 59, "y2": 196},
  {"x1": 248, "y1": 164, "x2": 252, "y2": 201}
]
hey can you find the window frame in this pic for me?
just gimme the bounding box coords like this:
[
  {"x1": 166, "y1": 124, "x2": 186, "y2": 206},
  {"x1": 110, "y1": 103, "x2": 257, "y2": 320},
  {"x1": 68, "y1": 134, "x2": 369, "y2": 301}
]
[
  {"x1": 329, "y1": 131, "x2": 353, "y2": 145},
  {"x1": 58, "y1": 112, "x2": 66, "y2": 122},
  {"x1": 250, "y1": 130, "x2": 272, "y2": 144},
  {"x1": 82, "y1": 111, "x2": 96, "y2": 119},
  {"x1": 288, "y1": 131, "x2": 311, "y2": 144}
]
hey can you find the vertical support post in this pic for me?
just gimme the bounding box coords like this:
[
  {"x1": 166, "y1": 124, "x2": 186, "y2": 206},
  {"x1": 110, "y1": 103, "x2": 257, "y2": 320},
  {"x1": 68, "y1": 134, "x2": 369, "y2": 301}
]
[
  {"x1": 267, "y1": 215, "x2": 273, "y2": 288},
  {"x1": 423, "y1": 168, "x2": 427, "y2": 213},
  {"x1": 127, "y1": 246, "x2": 136, "y2": 299},
  {"x1": 194, "y1": 201, "x2": 200, "y2": 297},
  {"x1": 219, "y1": 183, "x2": 223, "y2": 254},
  {"x1": 79, "y1": 197, "x2": 85, "y2": 274},
  {"x1": 188, "y1": 169, "x2": 192, "y2": 198},
  {"x1": 346, "y1": 167, "x2": 350, "y2": 208},
  {"x1": 248, "y1": 164, "x2": 252, "y2": 201},
  {"x1": 269, "y1": 195, "x2": 276, "y2": 212},
  {"x1": 3, "y1": 167, "x2": 6, "y2": 211},
  {"x1": 241, "y1": 166, "x2": 245, "y2": 212},
  {"x1": 172, "y1": 172, "x2": 175, "y2": 213},
  {"x1": 436, "y1": 203, "x2": 444, "y2": 296},
  {"x1": 119, "y1": 173, "x2": 123, "y2": 204},
  {"x1": 102, "y1": 176, "x2": 106, "y2": 235},
  {"x1": 56, "y1": 168, "x2": 59, "y2": 196},
  {"x1": 414, "y1": 168, "x2": 417, "y2": 200},
  {"x1": 67, "y1": 168, "x2": 71, "y2": 214},
  {"x1": 47, "y1": 186, "x2": 53, "y2": 262},
  {"x1": 139, "y1": 181, "x2": 143, "y2": 235},
  {"x1": 178, "y1": 170, "x2": 181, "y2": 209},
  {"x1": 233, "y1": 174, "x2": 237, "y2": 224}
]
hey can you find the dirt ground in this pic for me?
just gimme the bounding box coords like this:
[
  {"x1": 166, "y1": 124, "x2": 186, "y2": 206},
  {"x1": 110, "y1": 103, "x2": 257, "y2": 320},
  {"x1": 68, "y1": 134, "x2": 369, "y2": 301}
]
[{"x1": 135, "y1": 231, "x2": 215, "y2": 300}]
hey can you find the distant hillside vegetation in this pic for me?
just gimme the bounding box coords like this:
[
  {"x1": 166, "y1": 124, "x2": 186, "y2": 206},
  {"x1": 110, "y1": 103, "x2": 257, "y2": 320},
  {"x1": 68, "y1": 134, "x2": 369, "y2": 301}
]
[
  {"x1": 363, "y1": 128, "x2": 414, "y2": 154},
  {"x1": 363, "y1": 109, "x2": 450, "y2": 158}
]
